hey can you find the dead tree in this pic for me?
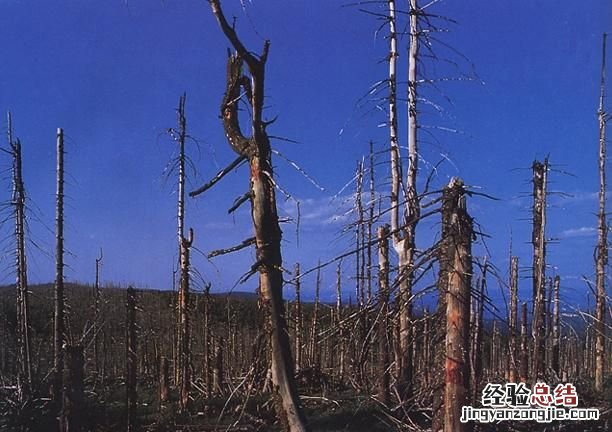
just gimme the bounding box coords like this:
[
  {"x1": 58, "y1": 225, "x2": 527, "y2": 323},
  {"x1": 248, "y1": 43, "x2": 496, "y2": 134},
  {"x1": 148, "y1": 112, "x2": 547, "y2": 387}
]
[
  {"x1": 126, "y1": 286, "x2": 137, "y2": 432},
  {"x1": 53, "y1": 127, "x2": 66, "y2": 404},
  {"x1": 508, "y1": 256, "x2": 519, "y2": 382},
  {"x1": 434, "y1": 178, "x2": 472, "y2": 432},
  {"x1": 595, "y1": 32, "x2": 608, "y2": 393},
  {"x1": 387, "y1": 0, "x2": 419, "y2": 399},
  {"x1": 202, "y1": 2, "x2": 308, "y2": 429},
  {"x1": 531, "y1": 158, "x2": 548, "y2": 381},
  {"x1": 377, "y1": 225, "x2": 392, "y2": 406},
  {"x1": 8, "y1": 113, "x2": 32, "y2": 402},
  {"x1": 170, "y1": 93, "x2": 194, "y2": 411}
]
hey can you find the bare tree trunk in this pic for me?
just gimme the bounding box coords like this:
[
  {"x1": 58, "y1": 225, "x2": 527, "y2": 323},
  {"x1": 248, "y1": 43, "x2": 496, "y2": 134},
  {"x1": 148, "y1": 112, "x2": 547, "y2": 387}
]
[
  {"x1": 173, "y1": 93, "x2": 194, "y2": 411},
  {"x1": 508, "y1": 256, "x2": 519, "y2": 382},
  {"x1": 206, "y1": 3, "x2": 308, "y2": 429},
  {"x1": 8, "y1": 113, "x2": 32, "y2": 402},
  {"x1": 126, "y1": 286, "x2": 137, "y2": 432},
  {"x1": 336, "y1": 263, "x2": 345, "y2": 381},
  {"x1": 439, "y1": 178, "x2": 472, "y2": 432},
  {"x1": 469, "y1": 264, "x2": 485, "y2": 405},
  {"x1": 531, "y1": 159, "x2": 548, "y2": 381},
  {"x1": 595, "y1": 32, "x2": 608, "y2": 393},
  {"x1": 377, "y1": 225, "x2": 391, "y2": 406},
  {"x1": 519, "y1": 302, "x2": 529, "y2": 383},
  {"x1": 179, "y1": 229, "x2": 193, "y2": 411},
  {"x1": 53, "y1": 127, "x2": 65, "y2": 406}
]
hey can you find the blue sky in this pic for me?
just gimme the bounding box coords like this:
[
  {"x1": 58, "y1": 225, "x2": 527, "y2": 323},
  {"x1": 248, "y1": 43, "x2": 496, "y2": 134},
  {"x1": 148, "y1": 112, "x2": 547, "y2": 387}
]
[{"x1": 0, "y1": 1, "x2": 610, "y2": 312}]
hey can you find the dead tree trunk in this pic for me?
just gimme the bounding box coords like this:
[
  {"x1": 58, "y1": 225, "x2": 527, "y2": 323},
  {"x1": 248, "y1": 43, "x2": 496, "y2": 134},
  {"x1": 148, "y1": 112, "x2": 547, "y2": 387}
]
[
  {"x1": 8, "y1": 113, "x2": 32, "y2": 402},
  {"x1": 519, "y1": 302, "x2": 529, "y2": 382},
  {"x1": 508, "y1": 256, "x2": 519, "y2": 382},
  {"x1": 205, "y1": 3, "x2": 308, "y2": 429},
  {"x1": 377, "y1": 225, "x2": 391, "y2": 406},
  {"x1": 595, "y1": 32, "x2": 608, "y2": 393},
  {"x1": 126, "y1": 286, "x2": 137, "y2": 432},
  {"x1": 53, "y1": 127, "x2": 66, "y2": 405},
  {"x1": 178, "y1": 229, "x2": 193, "y2": 411},
  {"x1": 436, "y1": 178, "x2": 472, "y2": 432},
  {"x1": 336, "y1": 263, "x2": 345, "y2": 381},
  {"x1": 531, "y1": 159, "x2": 548, "y2": 381}
]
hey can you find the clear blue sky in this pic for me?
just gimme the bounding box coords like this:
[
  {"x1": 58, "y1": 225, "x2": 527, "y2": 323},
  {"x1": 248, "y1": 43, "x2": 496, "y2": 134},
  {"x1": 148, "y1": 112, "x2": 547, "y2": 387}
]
[{"x1": 0, "y1": 1, "x2": 610, "y2": 311}]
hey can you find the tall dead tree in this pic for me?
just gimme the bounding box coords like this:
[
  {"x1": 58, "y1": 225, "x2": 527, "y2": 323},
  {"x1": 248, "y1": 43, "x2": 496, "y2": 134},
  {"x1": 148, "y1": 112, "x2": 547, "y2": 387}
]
[
  {"x1": 595, "y1": 32, "x2": 608, "y2": 393},
  {"x1": 8, "y1": 113, "x2": 32, "y2": 402},
  {"x1": 434, "y1": 178, "x2": 472, "y2": 432},
  {"x1": 387, "y1": 0, "x2": 420, "y2": 399},
  {"x1": 53, "y1": 127, "x2": 66, "y2": 404},
  {"x1": 202, "y1": 2, "x2": 308, "y2": 429},
  {"x1": 531, "y1": 158, "x2": 548, "y2": 381},
  {"x1": 172, "y1": 93, "x2": 193, "y2": 411}
]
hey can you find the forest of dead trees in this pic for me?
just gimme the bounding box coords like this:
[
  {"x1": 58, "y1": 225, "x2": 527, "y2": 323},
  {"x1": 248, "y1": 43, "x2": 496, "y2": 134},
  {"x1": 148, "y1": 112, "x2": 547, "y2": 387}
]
[{"x1": 0, "y1": 1, "x2": 610, "y2": 432}]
